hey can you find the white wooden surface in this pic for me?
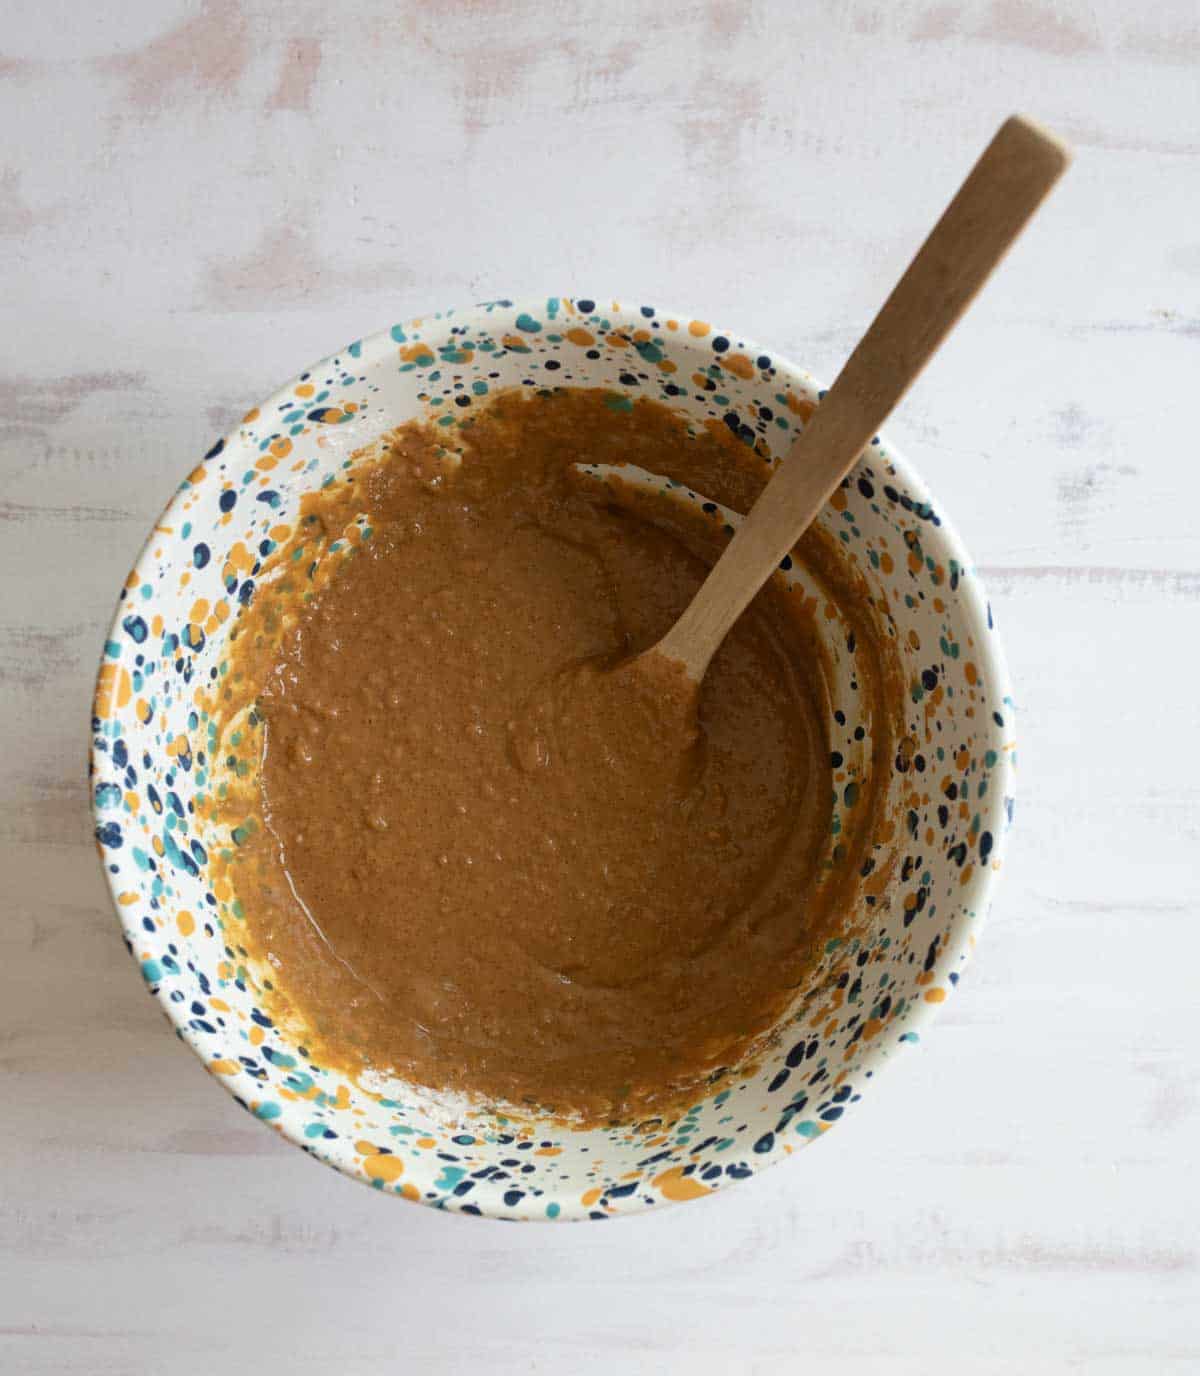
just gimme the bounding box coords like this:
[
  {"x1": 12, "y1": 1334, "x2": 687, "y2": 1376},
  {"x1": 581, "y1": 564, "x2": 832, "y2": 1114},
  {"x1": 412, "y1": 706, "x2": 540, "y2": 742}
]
[{"x1": 3, "y1": 2, "x2": 1198, "y2": 1371}]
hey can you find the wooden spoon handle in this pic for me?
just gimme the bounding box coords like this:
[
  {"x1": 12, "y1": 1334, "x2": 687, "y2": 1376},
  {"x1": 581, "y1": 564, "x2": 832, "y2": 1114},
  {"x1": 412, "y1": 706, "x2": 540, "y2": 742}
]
[{"x1": 655, "y1": 114, "x2": 1071, "y2": 681}]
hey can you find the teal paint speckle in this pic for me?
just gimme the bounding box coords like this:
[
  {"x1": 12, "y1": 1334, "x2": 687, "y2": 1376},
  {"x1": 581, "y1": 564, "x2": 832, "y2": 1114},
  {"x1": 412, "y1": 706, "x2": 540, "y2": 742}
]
[
  {"x1": 434, "y1": 1165, "x2": 467, "y2": 1192},
  {"x1": 546, "y1": 1202, "x2": 561, "y2": 1219},
  {"x1": 140, "y1": 958, "x2": 163, "y2": 983},
  {"x1": 162, "y1": 828, "x2": 191, "y2": 871},
  {"x1": 515, "y1": 313, "x2": 541, "y2": 333},
  {"x1": 254, "y1": 1101, "x2": 282, "y2": 1121}
]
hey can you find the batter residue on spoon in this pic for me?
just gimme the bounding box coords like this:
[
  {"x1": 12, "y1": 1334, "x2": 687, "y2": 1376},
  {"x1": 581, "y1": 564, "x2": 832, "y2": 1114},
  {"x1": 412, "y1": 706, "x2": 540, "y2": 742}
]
[{"x1": 204, "y1": 389, "x2": 900, "y2": 1124}]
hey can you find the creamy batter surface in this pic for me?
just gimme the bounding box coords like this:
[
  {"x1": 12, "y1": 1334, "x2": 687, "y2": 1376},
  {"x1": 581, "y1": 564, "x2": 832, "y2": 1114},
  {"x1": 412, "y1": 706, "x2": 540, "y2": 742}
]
[{"x1": 206, "y1": 389, "x2": 898, "y2": 1123}]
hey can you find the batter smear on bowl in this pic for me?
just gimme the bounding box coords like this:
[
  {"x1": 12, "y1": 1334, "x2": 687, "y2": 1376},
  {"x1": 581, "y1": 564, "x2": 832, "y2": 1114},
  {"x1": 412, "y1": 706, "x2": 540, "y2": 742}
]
[{"x1": 204, "y1": 389, "x2": 902, "y2": 1124}]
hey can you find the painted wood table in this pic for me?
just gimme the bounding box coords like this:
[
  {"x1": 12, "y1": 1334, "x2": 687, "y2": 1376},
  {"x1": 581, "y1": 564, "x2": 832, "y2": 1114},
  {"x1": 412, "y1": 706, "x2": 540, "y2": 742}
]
[{"x1": 2, "y1": 2, "x2": 1197, "y2": 1371}]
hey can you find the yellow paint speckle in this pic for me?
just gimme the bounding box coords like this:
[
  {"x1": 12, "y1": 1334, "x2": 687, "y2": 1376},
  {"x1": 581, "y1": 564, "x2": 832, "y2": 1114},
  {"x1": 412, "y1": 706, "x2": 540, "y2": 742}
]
[{"x1": 653, "y1": 1167, "x2": 711, "y2": 1201}]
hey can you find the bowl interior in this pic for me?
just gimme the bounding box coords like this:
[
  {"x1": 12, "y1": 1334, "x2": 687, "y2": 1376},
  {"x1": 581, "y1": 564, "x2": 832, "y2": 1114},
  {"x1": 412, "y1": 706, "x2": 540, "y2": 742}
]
[{"x1": 91, "y1": 298, "x2": 1014, "y2": 1220}]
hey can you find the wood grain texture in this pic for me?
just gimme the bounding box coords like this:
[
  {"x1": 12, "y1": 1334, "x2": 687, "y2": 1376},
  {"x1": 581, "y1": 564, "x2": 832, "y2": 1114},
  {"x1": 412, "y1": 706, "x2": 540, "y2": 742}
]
[{"x1": 2, "y1": 1, "x2": 1197, "y2": 1371}]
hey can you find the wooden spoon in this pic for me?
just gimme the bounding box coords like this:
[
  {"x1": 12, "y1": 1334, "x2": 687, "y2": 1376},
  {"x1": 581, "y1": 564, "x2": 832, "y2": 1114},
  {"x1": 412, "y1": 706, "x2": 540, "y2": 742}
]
[{"x1": 644, "y1": 114, "x2": 1070, "y2": 686}]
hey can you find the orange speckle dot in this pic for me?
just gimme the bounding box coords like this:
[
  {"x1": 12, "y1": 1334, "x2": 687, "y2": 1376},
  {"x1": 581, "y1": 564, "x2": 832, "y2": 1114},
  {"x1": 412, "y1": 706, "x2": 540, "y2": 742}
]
[
  {"x1": 924, "y1": 987, "x2": 947, "y2": 1003},
  {"x1": 722, "y1": 353, "x2": 754, "y2": 379},
  {"x1": 565, "y1": 326, "x2": 594, "y2": 346},
  {"x1": 687, "y1": 319, "x2": 711, "y2": 337},
  {"x1": 243, "y1": 407, "x2": 260, "y2": 424},
  {"x1": 176, "y1": 910, "x2": 195, "y2": 937},
  {"x1": 653, "y1": 1167, "x2": 711, "y2": 1201},
  {"x1": 249, "y1": 1025, "x2": 264, "y2": 1046},
  {"x1": 294, "y1": 383, "x2": 314, "y2": 398},
  {"x1": 210, "y1": 1059, "x2": 239, "y2": 1075},
  {"x1": 581, "y1": 1187, "x2": 603, "y2": 1207},
  {"x1": 365, "y1": 1153, "x2": 405, "y2": 1183}
]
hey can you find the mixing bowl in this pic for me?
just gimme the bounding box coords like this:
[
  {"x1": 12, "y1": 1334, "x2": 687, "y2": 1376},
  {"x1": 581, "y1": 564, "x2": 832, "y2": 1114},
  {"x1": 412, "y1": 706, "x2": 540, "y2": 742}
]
[{"x1": 91, "y1": 297, "x2": 1014, "y2": 1220}]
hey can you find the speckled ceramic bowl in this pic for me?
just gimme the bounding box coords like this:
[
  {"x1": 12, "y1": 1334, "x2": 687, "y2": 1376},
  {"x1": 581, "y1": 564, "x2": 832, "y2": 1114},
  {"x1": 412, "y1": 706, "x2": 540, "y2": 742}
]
[{"x1": 91, "y1": 298, "x2": 1014, "y2": 1220}]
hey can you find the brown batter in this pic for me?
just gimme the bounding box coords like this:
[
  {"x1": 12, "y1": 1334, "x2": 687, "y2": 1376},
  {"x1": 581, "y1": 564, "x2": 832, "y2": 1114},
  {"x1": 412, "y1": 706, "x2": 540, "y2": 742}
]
[{"x1": 206, "y1": 389, "x2": 899, "y2": 1124}]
